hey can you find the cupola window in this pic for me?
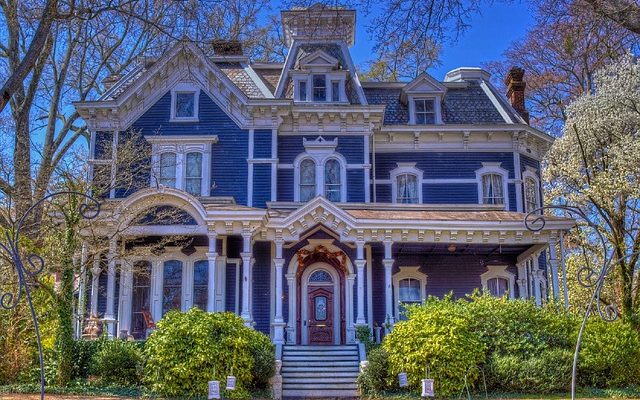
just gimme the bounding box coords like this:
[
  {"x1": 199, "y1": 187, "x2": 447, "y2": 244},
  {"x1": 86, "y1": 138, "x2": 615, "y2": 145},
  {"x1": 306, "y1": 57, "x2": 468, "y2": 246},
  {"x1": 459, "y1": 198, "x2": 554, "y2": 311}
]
[{"x1": 313, "y1": 75, "x2": 327, "y2": 101}]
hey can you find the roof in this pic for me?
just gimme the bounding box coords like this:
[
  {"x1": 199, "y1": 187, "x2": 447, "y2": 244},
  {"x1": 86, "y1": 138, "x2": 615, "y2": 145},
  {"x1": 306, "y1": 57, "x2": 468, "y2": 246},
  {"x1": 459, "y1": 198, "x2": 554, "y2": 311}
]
[
  {"x1": 214, "y1": 62, "x2": 266, "y2": 99},
  {"x1": 343, "y1": 209, "x2": 571, "y2": 223}
]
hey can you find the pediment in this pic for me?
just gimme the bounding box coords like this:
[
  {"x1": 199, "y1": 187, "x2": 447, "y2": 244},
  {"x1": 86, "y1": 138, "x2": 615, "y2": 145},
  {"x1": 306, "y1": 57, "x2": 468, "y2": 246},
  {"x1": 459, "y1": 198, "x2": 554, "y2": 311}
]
[
  {"x1": 403, "y1": 72, "x2": 447, "y2": 94},
  {"x1": 299, "y1": 50, "x2": 340, "y2": 69}
]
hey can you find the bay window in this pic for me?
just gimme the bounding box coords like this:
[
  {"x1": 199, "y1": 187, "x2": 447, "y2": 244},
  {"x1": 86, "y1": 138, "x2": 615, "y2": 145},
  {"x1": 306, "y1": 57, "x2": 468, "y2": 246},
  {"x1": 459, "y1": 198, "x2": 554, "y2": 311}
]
[
  {"x1": 185, "y1": 152, "x2": 203, "y2": 196},
  {"x1": 324, "y1": 159, "x2": 342, "y2": 202}
]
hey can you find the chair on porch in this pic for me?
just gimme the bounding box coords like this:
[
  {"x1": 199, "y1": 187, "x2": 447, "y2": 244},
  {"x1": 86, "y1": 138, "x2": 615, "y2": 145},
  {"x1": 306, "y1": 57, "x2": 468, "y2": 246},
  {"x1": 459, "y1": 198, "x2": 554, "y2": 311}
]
[{"x1": 142, "y1": 309, "x2": 156, "y2": 337}]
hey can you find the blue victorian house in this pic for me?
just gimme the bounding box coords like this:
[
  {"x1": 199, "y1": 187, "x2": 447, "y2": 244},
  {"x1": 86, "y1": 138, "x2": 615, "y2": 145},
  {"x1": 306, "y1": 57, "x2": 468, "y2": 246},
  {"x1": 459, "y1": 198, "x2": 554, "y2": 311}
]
[{"x1": 74, "y1": 4, "x2": 573, "y2": 397}]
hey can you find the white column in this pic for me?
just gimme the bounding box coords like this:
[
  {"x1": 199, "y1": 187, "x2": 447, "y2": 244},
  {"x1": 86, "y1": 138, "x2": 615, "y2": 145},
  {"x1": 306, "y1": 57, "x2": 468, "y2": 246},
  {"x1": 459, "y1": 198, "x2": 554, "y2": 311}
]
[
  {"x1": 548, "y1": 234, "x2": 561, "y2": 301},
  {"x1": 516, "y1": 261, "x2": 528, "y2": 299},
  {"x1": 150, "y1": 260, "x2": 163, "y2": 322},
  {"x1": 382, "y1": 239, "x2": 394, "y2": 329},
  {"x1": 90, "y1": 255, "x2": 101, "y2": 317},
  {"x1": 240, "y1": 230, "x2": 254, "y2": 326},
  {"x1": 355, "y1": 240, "x2": 366, "y2": 326},
  {"x1": 206, "y1": 232, "x2": 218, "y2": 312},
  {"x1": 285, "y1": 273, "x2": 296, "y2": 344},
  {"x1": 273, "y1": 238, "x2": 286, "y2": 344},
  {"x1": 346, "y1": 274, "x2": 356, "y2": 343},
  {"x1": 560, "y1": 231, "x2": 569, "y2": 309},
  {"x1": 532, "y1": 254, "x2": 542, "y2": 306},
  {"x1": 105, "y1": 238, "x2": 117, "y2": 337},
  {"x1": 118, "y1": 259, "x2": 134, "y2": 337},
  {"x1": 76, "y1": 243, "x2": 89, "y2": 338}
]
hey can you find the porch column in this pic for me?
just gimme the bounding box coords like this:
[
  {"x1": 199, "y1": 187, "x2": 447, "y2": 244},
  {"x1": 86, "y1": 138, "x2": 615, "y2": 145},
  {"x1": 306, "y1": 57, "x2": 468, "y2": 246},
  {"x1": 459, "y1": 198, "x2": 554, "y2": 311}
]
[
  {"x1": 383, "y1": 239, "x2": 394, "y2": 329},
  {"x1": 548, "y1": 234, "x2": 561, "y2": 301},
  {"x1": 355, "y1": 240, "x2": 366, "y2": 326},
  {"x1": 532, "y1": 254, "x2": 542, "y2": 306},
  {"x1": 90, "y1": 254, "x2": 101, "y2": 317},
  {"x1": 118, "y1": 259, "x2": 134, "y2": 338},
  {"x1": 240, "y1": 229, "x2": 254, "y2": 326},
  {"x1": 560, "y1": 230, "x2": 569, "y2": 309},
  {"x1": 105, "y1": 238, "x2": 117, "y2": 337},
  {"x1": 346, "y1": 274, "x2": 356, "y2": 343},
  {"x1": 273, "y1": 237, "x2": 286, "y2": 344},
  {"x1": 285, "y1": 273, "x2": 296, "y2": 344},
  {"x1": 206, "y1": 232, "x2": 218, "y2": 312},
  {"x1": 76, "y1": 242, "x2": 89, "y2": 338},
  {"x1": 516, "y1": 261, "x2": 528, "y2": 299}
]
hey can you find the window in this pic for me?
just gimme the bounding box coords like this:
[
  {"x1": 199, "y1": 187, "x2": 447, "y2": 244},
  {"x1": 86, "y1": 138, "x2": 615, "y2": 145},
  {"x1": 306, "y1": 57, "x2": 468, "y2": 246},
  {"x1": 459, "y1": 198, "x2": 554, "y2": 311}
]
[
  {"x1": 324, "y1": 159, "x2": 342, "y2": 202},
  {"x1": 185, "y1": 152, "x2": 203, "y2": 196},
  {"x1": 331, "y1": 81, "x2": 340, "y2": 102},
  {"x1": 414, "y1": 98, "x2": 435, "y2": 124},
  {"x1": 393, "y1": 266, "x2": 426, "y2": 321},
  {"x1": 300, "y1": 159, "x2": 316, "y2": 202},
  {"x1": 193, "y1": 260, "x2": 208, "y2": 311},
  {"x1": 313, "y1": 75, "x2": 326, "y2": 101},
  {"x1": 159, "y1": 152, "x2": 177, "y2": 188},
  {"x1": 315, "y1": 296, "x2": 328, "y2": 321},
  {"x1": 481, "y1": 265, "x2": 515, "y2": 299},
  {"x1": 487, "y1": 277, "x2": 509, "y2": 297},
  {"x1": 298, "y1": 81, "x2": 308, "y2": 101},
  {"x1": 482, "y1": 174, "x2": 504, "y2": 205},
  {"x1": 162, "y1": 260, "x2": 183, "y2": 315},
  {"x1": 396, "y1": 174, "x2": 419, "y2": 204},
  {"x1": 131, "y1": 261, "x2": 151, "y2": 340},
  {"x1": 175, "y1": 92, "x2": 196, "y2": 118},
  {"x1": 309, "y1": 269, "x2": 333, "y2": 283}
]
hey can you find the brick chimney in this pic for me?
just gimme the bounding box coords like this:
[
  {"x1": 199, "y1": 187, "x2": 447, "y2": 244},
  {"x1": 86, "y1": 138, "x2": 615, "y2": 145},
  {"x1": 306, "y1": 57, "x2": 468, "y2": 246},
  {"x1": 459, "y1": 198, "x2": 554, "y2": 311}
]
[
  {"x1": 212, "y1": 40, "x2": 244, "y2": 56},
  {"x1": 505, "y1": 66, "x2": 529, "y2": 123}
]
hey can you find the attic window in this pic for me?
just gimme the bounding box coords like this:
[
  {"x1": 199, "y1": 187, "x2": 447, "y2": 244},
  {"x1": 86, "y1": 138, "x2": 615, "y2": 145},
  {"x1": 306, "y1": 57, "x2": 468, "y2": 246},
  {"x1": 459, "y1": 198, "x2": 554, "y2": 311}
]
[
  {"x1": 175, "y1": 93, "x2": 195, "y2": 118},
  {"x1": 170, "y1": 83, "x2": 200, "y2": 122},
  {"x1": 414, "y1": 98, "x2": 435, "y2": 124},
  {"x1": 293, "y1": 73, "x2": 346, "y2": 103}
]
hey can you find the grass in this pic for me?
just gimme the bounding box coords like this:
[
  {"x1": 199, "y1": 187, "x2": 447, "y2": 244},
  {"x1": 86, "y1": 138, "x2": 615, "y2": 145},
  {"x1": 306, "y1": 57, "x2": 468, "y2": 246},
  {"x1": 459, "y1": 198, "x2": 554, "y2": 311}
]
[{"x1": 363, "y1": 387, "x2": 640, "y2": 399}]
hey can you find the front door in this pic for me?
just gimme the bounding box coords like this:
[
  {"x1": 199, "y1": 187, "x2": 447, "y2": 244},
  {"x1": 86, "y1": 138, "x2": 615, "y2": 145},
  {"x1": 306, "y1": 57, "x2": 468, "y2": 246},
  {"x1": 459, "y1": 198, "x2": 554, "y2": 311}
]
[{"x1": 307, "y1": 286, "x2": 334, "y2": 345}]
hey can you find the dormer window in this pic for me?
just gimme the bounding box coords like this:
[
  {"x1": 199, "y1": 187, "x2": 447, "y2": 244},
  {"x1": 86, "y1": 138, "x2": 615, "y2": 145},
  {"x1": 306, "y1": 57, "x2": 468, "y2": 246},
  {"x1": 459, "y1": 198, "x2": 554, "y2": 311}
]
[
  {"x1": 414, "y1": 98, "x2": 436, "y2": 124},
  {"x1": 313, "y1": 75, "x2": 327, "y2": 101},
  {"x1": 170, "y1": 83, "x2": 199, "y2": 122},
  {"x1": 402, "y1": 72, "x2": 446, "y2": 125},
  {"x1": 294, "y1": 74, "x2": 346, "y2": 103}
]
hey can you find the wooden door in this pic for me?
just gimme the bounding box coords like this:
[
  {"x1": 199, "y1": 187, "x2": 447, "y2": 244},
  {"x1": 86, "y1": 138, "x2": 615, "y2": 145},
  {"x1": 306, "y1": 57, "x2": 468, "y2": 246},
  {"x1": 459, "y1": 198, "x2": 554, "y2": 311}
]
[{"x1": 307, "y1": 286, "x2": 333, "y2": 345}]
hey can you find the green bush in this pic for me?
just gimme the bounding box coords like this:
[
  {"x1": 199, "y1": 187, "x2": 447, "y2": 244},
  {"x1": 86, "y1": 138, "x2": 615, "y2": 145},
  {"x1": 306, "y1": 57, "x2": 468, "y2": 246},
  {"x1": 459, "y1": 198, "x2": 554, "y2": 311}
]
[
  {"x1": 487, "y1": 348, "x2": 573, "y2": 393},
  {"x1": 93, "y1": 339, "x2": 144, "y2": 385},
  {"x1": 144, "y1": 308, "x2": 274, "y2": 398},
  {"x1": 72, "y1": 338, "x2": 104, "y2": 380},
  {"x1": 383, "y1": 297, "x2": 486, "y2": 397},
  {"x1": 357, "y1": 347, "x2": 389, "y2": 396},
  {"x1": 578, "y1": 319, "x2": 640, "y2": 388}
]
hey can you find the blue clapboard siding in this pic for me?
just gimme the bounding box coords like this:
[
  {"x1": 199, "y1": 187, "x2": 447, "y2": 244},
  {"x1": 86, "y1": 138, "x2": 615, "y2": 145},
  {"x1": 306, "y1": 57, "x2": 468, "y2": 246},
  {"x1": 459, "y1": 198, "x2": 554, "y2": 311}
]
[
  {"x1": 278, "y1": 135, "x2": 365, "y2": 164},
  {"x1": 253, "y1": 164, "x2": 271, "y2": 208},
  {"x1": 225, "y1": 263, "x2": 237, "y2": 313},
  {"x1": 277, "y1": 169, "x2": 294, "y2": 201},
  {"x1": 374, "y1": 184, "x2": 392, "y2": 203},
  {"x1": 520, "y1": 154, "x2": 541, "y2": 175},
  {"x1": 508, "y1": 183, "x2": 517, "y2": 211},
  {"x1": 130, "y1": 91, "x2": 248, "y2": 204},
  {"x1": 254, "y1": 130, "x2": 272, "y2": 158},
  {"x1": 94, "y1": 131, "x2": 113, "y2": 159},
  {"x1": 374, "y1": 152, "x2": 515, "y2": 179},
  {"x1": 114, "y1": 131, "x2": 152, "y2": 198},
  {"x1": 252, "y1": 242, "x2": 272, "y2": 335},
  {"x1": 347, "y1": 169, "x2": 365, "y2": 202},
  {"x1": 370, "y1": 246, "x2": 386, "y2": 327},
  {"x1": 423, "y1": 183, "x2": 478, "y2": 204}
]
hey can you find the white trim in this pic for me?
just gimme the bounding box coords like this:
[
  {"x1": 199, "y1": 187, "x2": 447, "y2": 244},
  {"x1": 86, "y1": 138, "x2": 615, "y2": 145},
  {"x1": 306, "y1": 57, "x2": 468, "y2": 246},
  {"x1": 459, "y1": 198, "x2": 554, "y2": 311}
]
[
  {"x1": 392, "y1": 266, "x2": 426, "y2": 321},
  {"x1": 292, "y1": 143, "x2": 348, "y2": 202},
  {"x1": 513, "y1": 151, "x2": 523, "y2": 212},
  {"x1": 150, "y1": 142, "x2": 211, "y2": 197},
  {"x1": 366, "y1": 245, "x2": 373, "y2": 329},
  {"x1": 170, "y1": 82, "x2": 200, "y2": 122},
  {"x1": 242, "y1": 63, "x2": 274, "y2": 98},
  {"x1": 479, "y1": 80, "x2": 512, "y2": 124},
  {"x1": 475, "y1": 162, "x2": 510, "y2": 210},
  {"x1": 408, "y1": 96, "x2": 442, "y2": 125},
  {"x1": 522, "y1": 166, "x2": 541, "y2": 214},
  {"x1": 390, "y1": 162, "x2": 424, "y2": 204},
  {"x1": 480, "y1": 265, "x2": 516, "y2": 299},
  {"x1": 248, "y1": 129, "x2": 254, "y2": 207},
  {"x1": 300, "y1": 263, "x2": 342, "y2": 345}
]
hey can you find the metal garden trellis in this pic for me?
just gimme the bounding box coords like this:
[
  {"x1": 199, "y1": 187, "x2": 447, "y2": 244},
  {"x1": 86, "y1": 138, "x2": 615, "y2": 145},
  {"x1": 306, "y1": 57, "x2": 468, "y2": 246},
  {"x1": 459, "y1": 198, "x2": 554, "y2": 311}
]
[
  {"x1": 0, "y1": 191, "x2": 100, "y2": 400},
  {"x1": 524, "y1": 205, "x2": 638, "y2": 400}
]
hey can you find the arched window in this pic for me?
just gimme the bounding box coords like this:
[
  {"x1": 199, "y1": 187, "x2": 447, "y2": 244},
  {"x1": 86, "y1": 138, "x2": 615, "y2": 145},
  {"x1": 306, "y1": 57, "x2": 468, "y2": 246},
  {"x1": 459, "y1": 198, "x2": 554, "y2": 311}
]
[
  {"x1": 159, "y1": 152, "x2": 177, "y2": 188},
  {"x1": 481, "y1": 265, "x2": 515, "y2": 299},
  {"x1": 309, "y1": 269, "x2": 333, "y2": 284},
  {"x1": 193, "y1": 260, "x2": 208, "y2": 311},
  {"x1": 396, "y1": 173, "x2": 419, "y2": 204},
  {"x1": 185, "y1": 152, "x2": 203, "y2": 196},
  {"x1": 487, "y1": 277, "x2": 509, "y2": 297},
  {"x1": 392, "y1": 266, "x2": 426, "y2": 321},
  {"x1": 131, "y1": 261, "x2": 151, "y2": 339},
  {"x1": 299, "y1": 158, "x2": 316, "y2": 202},
  {"x1": 324, "y1": 159, "x2": 342, "y2": 202},
  {"x1": 481, "y1": 173, "x2": 504, "y2": 205},
  {"x1": 163, "y1": 260, "x2": 183, "y2": 315},
  {"x1": 524, "y1": 173, "x2": 540, "y2": 213}
]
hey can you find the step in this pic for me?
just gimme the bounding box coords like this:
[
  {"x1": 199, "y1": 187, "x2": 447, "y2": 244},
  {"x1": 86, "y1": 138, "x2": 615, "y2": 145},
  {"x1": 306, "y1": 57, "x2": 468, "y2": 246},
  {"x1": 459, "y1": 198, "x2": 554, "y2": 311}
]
[
  {"x1": 284, "y1": 377, "x2": 357, "y2": 384},
  {"x1": 282, "y1": 389, "x2": 358, "y2": 398},
  {"x1": 282, "y1": 366, "x2": 359, "y2": 373},
  {"x1": 284, "y1": 345, "x2": 357, "y2": 351},
  {"x1": 283, "y1": 382, "x2": 357, "y2": 390},
  {"x1": 283, "y1": 350, "x2": 358, "y2": 356},
  {"x1": 283, "y1": 355, "x2": 359, "y2": 361},
  {"x1": 282, "y1": 360, "x2": 358, "y2": 367},
  {"x1": 282, "y1": 371, "x2": 359, "y2": 378}
]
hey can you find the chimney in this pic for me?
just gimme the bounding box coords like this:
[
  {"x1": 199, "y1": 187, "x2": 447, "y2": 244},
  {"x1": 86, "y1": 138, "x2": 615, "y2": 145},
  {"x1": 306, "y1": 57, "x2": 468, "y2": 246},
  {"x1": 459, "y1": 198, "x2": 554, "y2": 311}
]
[
  {"x1": 211, "y1": 40, "x2": 244, "y2": 56},
  {"x1": 505, "y1": 66, "x2": 529, "y2": 123},
  {"x1": 102, "y1": 73, "x2": 121, "y2": 91}
]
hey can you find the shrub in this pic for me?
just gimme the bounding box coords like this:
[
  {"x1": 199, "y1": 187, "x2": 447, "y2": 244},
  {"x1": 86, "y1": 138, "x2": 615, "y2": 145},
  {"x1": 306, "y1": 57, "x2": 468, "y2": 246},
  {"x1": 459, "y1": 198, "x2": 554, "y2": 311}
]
[
  {"x1": 383, "y1": 297, "x2": 486, "y2": 397},
  {"x1": 144, "y1": 309, "x2": 274, "y2": 397},
  {"x1": 356, "y1": 325, "x2": 377, "y2": 353},
  {"x1": 578, "y1": 319, "x2": 640, "y2": 388},
  {"x1": 487, "y1": 348, "x2": 573, "y2": 393},
  {"x1": 357, "y1": 347, "x2": 389, "y2": 396},
  {"x1": 93, "y1": 339, "x2": 144, "y2": 385},
  {"x1": 72, "y1": 338, "x2": 105, "y2": 380}
]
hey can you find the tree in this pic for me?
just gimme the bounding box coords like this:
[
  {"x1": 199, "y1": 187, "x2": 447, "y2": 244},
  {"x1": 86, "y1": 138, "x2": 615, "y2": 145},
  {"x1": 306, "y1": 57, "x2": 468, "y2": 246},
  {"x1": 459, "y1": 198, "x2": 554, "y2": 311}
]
[
  {"x1": 582, "y1": 0, "x2": 640, "y2": 35},
  {"x1": 544, "y1": 55, "x2": 640, "y2": 325},
  {"x1": 486, "y1": 0, "x2": 639, "y2": 134}
]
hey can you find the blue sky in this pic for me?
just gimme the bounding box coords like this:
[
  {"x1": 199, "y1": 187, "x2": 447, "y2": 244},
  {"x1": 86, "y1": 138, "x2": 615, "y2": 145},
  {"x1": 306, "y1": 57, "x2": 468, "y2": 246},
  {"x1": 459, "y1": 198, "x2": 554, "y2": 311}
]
[{"x1": 332, "y1": 1, "x2": 535, "y2": 80}]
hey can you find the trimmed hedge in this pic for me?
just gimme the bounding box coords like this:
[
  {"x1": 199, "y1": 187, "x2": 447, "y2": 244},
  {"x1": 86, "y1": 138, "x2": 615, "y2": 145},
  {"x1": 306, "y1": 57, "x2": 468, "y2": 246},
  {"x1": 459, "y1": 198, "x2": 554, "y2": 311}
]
[
  {"x1": 93, "y1": 339, "x2": 144, "y2": 385},
  {"x1": 144, "y1": 309, "x2": 274, "y2": 398}
]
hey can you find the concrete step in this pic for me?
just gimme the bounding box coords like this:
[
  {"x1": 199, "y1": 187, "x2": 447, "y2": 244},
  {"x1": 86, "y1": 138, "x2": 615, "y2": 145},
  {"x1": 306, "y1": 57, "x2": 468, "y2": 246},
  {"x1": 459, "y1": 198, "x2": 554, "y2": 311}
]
[
  {"x1": 282, "y1": 360, "x2": 358, "y2": 367},
  {"x1": 283, "y1": 355, "x2": 359, "y2": 362},
  {"x1": 283, "y1": 350, "x2": 358, "y2": 356},
  {"x1": 284, "y1": 345, "x2": 357, "y2": 351},
  {"x1": 282, "y1": 366, "x2": 359, "y2": 373},
  {"x1": 282, "y1": 388, "x2": 358, "y2": 398},
  {"x1": 284, "y1": 382, "x2": 357, "y2": 390},
  {"x1": 282, "y1": 371, "x2": 359, "y2": 378},
  {"x1": 284, "y1": 376, "x2": 358, "y2": 384}
]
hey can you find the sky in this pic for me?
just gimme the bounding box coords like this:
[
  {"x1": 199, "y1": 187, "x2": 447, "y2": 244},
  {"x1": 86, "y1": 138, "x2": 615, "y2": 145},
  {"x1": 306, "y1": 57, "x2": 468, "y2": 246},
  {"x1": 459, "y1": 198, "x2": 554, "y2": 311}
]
[{"x1": 339, "y1": 1, "x2": 535, "y2": 80}]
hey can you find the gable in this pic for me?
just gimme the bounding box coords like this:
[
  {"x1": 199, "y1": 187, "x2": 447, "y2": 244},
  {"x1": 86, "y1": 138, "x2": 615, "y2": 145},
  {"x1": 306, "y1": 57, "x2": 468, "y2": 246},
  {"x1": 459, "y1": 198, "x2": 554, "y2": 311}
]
[
  {"x1": 403, "y1": 72, "x2": 446, "y2": 95},
  {"x1": 299, "y1": 50, "x2": 339, "y2": 69}
]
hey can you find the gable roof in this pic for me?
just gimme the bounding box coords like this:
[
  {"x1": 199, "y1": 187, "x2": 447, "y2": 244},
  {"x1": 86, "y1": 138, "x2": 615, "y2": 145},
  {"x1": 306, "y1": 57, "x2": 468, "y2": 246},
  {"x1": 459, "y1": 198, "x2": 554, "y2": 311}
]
[{"x1": 402, "y1": 72, "x2": 447, "y2": 96}]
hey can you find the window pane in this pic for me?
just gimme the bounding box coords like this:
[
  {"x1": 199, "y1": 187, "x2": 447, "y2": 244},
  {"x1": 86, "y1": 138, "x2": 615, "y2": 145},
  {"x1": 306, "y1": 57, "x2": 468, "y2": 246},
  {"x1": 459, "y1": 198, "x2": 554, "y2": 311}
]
[
  {"x1": 525, "y1": 177, "x2": 538, "y2": 212},
  {"x1": 315, "y1": 296, "x2": 327, "y2": 321},
  {"x1": 482, "y1": 174, "x2": 504, "y2": 204},
  {"x1": 488, "y1": 277, "x2": 509, "y2": 297},
  {"x1": 309, "y1": 270, "x2": 332, "y2": 283},
  {"x1": 331, "y1": 81, "x2": 340, "y2": 102},
  {"x1": 193, "y1": 260, "x2": 208, "y2": 311},
  {"x1": 300, "y1": 159, "x2": 316, "y2": 202},
  {"x1": 313, "y1": 75, "x2": 326, "y2": 101},
  {"x1": 175, "y1": 92, "x2": 195, "y2": 118},
  {"x1": 160, "y1": 152, "x2": 177, "y2": 188},
  {"x1": 397, "y1": 174, "x2": 419, "y2": 204},
  {"x1": 299, "y1": 81, "x2": 307, "y2": 101},
  {"x1": 163, "y1": 260, "x2": 182, "y2": 315},
  {"x1": 186, "y1": 152, "x2": 203, "y2": 196},
  {"x1": 324, "y1": 159, "x2": 341, "y2": 201},
  {"x1": 131, "y1": 261, "x2": 151, "y2": 340},
  {"x1": 415, "y1": 99, "x2": 425, "y2": 112},
  {"x1": 399, "y1": 278, "x2": 421, "y2": 302}
]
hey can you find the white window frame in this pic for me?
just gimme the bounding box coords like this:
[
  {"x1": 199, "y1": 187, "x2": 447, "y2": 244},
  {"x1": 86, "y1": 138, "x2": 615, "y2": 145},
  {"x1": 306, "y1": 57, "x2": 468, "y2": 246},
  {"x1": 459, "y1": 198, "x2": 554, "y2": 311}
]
[
  {"x1": 292, "y1": 71, "x2": 347, "y2": 103},
  {"x1": 522, "y1": 166, "x2": 541, "y2": 214},
  {"x1": 475, "y1": 162, "x2": 510, "y2": 210},
  {"x1": 298, "y1": 157, "x2": 317, "y2": 202},
  {"x1": 392, "y1": 266, "x2": 426, "y2": 320},
  {"x1": 408, "y1": 95, "x2": 442, "y2": 125},
  {"x1": 480, "y1": 265, "x2": 515, "y2": 299},
  {"x1": 293, "y1": 145, "x2": 347, "y2": 202},
  {"x1": 149, "y1": 138, "x2": 216, "y2": 197},
  {"x1": 170, "y1": 83, "x2": 200, "y2": 122},
  {"x1": 390, "y1": 162, "x2": 423, "y2": 204}
]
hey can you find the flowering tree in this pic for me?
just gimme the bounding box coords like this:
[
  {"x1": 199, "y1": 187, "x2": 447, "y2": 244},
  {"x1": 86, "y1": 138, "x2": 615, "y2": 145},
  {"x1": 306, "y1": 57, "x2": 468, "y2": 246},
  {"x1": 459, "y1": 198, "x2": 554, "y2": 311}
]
[{"x1": 544, "y1": 55, "x2": 640, "y2": 325}]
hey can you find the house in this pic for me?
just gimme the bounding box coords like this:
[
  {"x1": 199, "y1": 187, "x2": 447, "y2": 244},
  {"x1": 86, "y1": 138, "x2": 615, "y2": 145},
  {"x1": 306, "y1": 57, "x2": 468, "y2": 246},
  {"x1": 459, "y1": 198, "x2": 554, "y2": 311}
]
[{"x1": 74, "y1": 5, "x2": 573, "y2": 349}]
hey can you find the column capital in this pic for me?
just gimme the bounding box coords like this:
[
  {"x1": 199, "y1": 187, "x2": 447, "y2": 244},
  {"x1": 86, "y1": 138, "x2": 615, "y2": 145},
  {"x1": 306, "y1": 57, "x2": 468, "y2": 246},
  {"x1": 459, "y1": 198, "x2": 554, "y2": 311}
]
[
  {"x1": 274, "y1": 258, "x2": 285, "y2": 267},
  {"x1": 355, "y1": 259, "x2": 366, "y2": 269},
  {"x1": 346, "y1": 274, "x2": 356, "y2": 281},
  {"x1": 382, "y1": 259, "x2": 395, "y2": 268},
  {"x1": 285, "y1": 273, "x2": 295, "y2": 281},
  {"x1": 207, "y1": 231, "x2": 218, "y2": 239},
  {"x1": 206, "y1": 252, "x2": 218, "y2": 259},
  {"x1": 240, "y1": 252, "x2": 253, "y2": 259}
]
